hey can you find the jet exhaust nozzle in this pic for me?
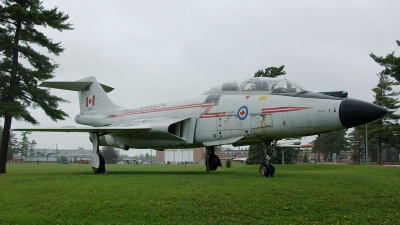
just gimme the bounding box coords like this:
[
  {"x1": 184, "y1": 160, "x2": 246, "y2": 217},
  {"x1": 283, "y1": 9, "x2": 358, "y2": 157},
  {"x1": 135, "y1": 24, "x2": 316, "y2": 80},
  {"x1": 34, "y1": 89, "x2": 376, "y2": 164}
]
[{"x1": 339, "y1": 98, "x2": 387, "y2": 128}]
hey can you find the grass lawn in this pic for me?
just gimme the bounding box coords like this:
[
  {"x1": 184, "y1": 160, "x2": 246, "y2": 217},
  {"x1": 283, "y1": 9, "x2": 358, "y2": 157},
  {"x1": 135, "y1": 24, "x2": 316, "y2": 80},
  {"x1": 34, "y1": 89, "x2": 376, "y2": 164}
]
[{"x1": 0, "y1": 163, "x2": 399, "y2": 224}]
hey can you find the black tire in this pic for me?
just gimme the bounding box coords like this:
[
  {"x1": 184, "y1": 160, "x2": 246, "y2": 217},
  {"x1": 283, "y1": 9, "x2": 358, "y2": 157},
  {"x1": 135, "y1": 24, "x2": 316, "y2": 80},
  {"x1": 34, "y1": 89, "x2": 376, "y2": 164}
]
[
  {"x1": 216, "y1": 155, "x2": 222, "y2": 167},
  {"x1": 92, "y1": 153, "x2": 106, "y2": 174},
  {"x1": 268, "y1": 163, "x2": 275, "y2": 177},
  {"x1": 209, "y1": 155, "x2": 219, "y2": 171},
  {"x1": 259, "y1": 163, "x2": 270, "y2": 177}
]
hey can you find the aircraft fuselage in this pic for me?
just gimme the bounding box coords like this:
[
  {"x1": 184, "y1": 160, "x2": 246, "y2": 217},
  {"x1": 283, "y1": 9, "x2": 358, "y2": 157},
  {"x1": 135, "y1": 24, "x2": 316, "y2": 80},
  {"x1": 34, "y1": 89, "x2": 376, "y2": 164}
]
[{"x1": 77, "y1": 93, "x2": 343, "y2": 149}]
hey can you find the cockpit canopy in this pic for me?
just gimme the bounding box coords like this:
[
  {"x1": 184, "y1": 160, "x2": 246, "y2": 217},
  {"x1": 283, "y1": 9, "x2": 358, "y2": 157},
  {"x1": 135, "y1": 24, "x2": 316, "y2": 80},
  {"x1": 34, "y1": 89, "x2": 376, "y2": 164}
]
[{"x1": 202, "y1": 77, "x2": 307, "y2": 95}]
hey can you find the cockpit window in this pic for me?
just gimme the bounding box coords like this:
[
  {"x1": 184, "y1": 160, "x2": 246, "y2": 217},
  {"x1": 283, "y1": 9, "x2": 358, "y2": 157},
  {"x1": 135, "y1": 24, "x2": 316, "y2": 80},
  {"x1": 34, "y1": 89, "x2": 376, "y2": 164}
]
[
  {"x1": 242, "y1": 78, "x2": 272, "y2": 91},
  {"x1": 271, "y1": 80, "x2": 305, "y2": 95},
  {"x1": 202, "y1": 77, "x2": 308, "y2": 95},
  {"x1": 222, "y1": 81, "x2": 239, "y2": 91}
]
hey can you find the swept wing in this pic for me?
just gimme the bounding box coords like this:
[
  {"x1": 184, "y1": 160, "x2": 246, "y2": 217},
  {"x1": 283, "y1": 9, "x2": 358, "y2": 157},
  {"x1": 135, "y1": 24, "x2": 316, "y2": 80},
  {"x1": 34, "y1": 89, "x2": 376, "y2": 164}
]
[{"x1": 13, "y1": 116, "x2": 197, "y2": 142}]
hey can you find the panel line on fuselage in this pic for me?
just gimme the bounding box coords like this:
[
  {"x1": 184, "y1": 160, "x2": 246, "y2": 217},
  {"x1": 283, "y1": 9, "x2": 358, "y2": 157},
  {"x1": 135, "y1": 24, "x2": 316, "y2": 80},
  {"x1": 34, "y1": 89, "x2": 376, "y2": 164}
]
[
  {"x1": 106, "y1": 102, "x2": 312, "y2": 120},
  {"x1": 106, "y1": 102, "x2": 227, "y2": 119},
  {"x1": 261, "y1": 107, "x2": 312, "y2": 114}
]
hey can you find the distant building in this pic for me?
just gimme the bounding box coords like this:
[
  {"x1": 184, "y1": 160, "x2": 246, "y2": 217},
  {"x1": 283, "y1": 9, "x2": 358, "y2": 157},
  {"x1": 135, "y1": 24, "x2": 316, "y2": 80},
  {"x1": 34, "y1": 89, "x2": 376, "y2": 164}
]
[
  {"x1": 13, "y1": 147, "x2": 128, "y2": 163},
  {"x1": 215, "y1": 146, "x2": 248, "y2": 161},
  {"x1": 21, "y1": 147, "x2": 92, "y2": 162},
  {"x1": 156, "y1": 148, "x2": 204, "y2": 163},
  {"x1": 308, "y1": 146, "x2": 399, "y2": 163},
  {"x1": 308, "y1": 150, "x2": 354, "y2": 163},
  {"x1": 155, "y1": 146, "x2": 249, "y2": 163},
  {"x1": 381, "y1": 146, "x2": 399, "y2": 163}
]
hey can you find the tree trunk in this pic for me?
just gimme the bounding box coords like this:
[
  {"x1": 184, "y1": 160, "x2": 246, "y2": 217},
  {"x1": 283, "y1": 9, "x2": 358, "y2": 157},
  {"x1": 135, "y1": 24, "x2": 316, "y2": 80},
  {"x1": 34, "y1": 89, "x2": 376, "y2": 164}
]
[
  {"x1": 377, "y1": 139, "x2": 382, "y2": 164},
  {"x1": 0, "y1": 20, "x2": 21, "y2": 173},
  {"x1": 0, "y1": 115, "x2": 13, "y2": 173}
]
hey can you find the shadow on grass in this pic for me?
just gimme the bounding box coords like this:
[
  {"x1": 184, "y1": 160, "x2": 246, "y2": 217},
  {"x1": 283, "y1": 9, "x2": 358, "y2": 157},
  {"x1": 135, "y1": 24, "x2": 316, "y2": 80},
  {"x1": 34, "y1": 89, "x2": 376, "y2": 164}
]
[
  {"x1": 70, "y1": 169, "x2": 263, "y2": 180},
  {"x1": 9, "y1": 163, "x2": 358, "y2": 178}
]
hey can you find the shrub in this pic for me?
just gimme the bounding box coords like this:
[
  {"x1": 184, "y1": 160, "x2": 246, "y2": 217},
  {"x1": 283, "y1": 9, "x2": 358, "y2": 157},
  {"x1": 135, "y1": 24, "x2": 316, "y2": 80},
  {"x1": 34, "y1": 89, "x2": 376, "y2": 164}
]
[{"x1": 226, "y1": 159, "x2": 231, "y2": 168}]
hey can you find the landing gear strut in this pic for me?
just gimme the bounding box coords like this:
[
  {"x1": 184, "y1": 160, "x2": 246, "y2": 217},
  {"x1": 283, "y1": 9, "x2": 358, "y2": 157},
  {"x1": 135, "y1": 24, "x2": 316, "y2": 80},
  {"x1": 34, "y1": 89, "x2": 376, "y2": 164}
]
[
  {"x1": 90, "y1": 133, "x2": 106, "y2": 174},
  {"x1": 259, "y1": 141, "x2": 276, "y2": 177},
  {"x1": 205, "y1": 146, "x2": 222, "y2": 172}
]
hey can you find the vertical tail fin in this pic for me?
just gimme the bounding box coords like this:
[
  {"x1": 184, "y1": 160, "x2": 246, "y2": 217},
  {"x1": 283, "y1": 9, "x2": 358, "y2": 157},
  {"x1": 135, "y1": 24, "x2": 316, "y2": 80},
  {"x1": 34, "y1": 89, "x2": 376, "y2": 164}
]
[
  {"x1": 40, "y1": 76, "x2": 119, "y2": 113},
  {"x1": 76, "y1": 77, "x2": 118, "y2": 112}
]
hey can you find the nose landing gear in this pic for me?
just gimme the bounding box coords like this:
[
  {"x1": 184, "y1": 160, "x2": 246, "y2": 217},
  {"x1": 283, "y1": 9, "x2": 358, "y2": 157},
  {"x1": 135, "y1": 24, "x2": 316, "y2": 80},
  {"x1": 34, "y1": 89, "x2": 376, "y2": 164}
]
[
  {"x1": 205, "y1": 146, "x2": 222, "y2": 172},
  {"x1": 259, "y1": 140, "x2": 276, "y2": 177},
  {"x1": 259, "y1": 163, "x2": 275, "y2": 177}
]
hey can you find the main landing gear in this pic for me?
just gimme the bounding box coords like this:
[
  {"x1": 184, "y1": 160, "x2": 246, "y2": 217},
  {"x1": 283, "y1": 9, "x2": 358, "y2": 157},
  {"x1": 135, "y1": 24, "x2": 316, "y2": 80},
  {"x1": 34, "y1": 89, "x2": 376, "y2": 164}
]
[
  {"x1": 259, "y1": 141, "x2": 276, "y2": 177},
  {"x1": 90, "y1": 133, "x2": 106, "y2": 174},
  {"x1": 205, "y1": 146, "x2": 222, "y2": 172}
]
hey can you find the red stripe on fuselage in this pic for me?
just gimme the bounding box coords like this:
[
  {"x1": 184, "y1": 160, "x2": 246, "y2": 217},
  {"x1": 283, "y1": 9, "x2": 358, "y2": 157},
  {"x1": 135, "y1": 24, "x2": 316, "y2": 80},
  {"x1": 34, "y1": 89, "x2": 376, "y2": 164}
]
[
  {"x1": 261, "y1": 107, "x2": 311, "y2": 114},
  {"x1": 107, "y1": 102, "x2": 226, "y2": 118}
]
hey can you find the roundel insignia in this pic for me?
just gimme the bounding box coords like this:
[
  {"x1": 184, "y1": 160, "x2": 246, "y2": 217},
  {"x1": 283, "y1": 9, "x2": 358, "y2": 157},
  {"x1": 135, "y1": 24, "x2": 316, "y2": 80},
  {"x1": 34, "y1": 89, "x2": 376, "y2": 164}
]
[{"x1": 237, "y1": 106, "x2": 249, "y2": 120}]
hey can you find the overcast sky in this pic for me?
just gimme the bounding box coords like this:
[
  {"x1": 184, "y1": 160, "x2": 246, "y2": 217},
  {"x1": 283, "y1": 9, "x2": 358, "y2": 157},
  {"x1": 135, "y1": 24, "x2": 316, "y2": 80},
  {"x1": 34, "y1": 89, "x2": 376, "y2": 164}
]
[{"x1": 6, "y1": 0, "x2": 400, "y2": 155}]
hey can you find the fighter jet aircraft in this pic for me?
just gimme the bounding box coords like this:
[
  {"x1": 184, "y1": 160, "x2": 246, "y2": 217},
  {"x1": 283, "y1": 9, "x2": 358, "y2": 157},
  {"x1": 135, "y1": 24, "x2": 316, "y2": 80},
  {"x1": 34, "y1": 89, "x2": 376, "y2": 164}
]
[{"x1": 13, "y1": 76, "x2": 386, "y2": 176}]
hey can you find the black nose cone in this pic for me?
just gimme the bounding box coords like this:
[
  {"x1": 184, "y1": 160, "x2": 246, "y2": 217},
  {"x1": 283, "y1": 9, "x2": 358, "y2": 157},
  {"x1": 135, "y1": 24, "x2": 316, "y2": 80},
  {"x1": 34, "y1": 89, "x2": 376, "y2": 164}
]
[{"x1": 339, "y1": 98, "x2": 387, "y2": 128}]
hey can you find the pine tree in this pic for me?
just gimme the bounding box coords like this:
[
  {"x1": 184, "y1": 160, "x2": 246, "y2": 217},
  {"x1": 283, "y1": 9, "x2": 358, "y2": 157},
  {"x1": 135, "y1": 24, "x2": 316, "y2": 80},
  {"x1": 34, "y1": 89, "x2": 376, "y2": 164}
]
[
  {"x1": 17, "y1": 131, "x2": 30, "y2": 163},
  {"x1": 273, "y1": 147, "x2": 298, "y2": 164},
  {"x1": 370, "y1": 41, "x2": 400, "y2": 163},
  {"x1": 246, "y1": 144, "x2": 265, "y2": 165},
  {"x1": 0, "y1": 0, "x2": 73, "y2": 173},
  {"x1": 332, "y1": 130, "x2": 348, "y2": 162},
  {"x1": 367, "y1": 73, "x2": 400, "y2": 163},
  {"x1": 29, "y1": 139, "x2": 36, "y2": 162},
  {"x1": 254, "y1": 65, "x2": 286, "y2": 78},
  {"x1": 7, "y1": 131, "x2": 18, "y2": 162},
  {"x1": 370, "y1": 40, "x2": 400, "y2": 82},
  {"x1": 1, "y1": 124, "x2": 18, "y2": 162},
  {"x1": 101, "y1": 146, "x2": 118, "y2": 164},
  {"x1": 347, "y1": 126, "x2": 366, "y2": 164},
  {"x1": 312, "y1": 130, "x2": 347, "y2": 162},
  {"x1": 312, "y1": 138, "x2": 323, "y2": 163}
]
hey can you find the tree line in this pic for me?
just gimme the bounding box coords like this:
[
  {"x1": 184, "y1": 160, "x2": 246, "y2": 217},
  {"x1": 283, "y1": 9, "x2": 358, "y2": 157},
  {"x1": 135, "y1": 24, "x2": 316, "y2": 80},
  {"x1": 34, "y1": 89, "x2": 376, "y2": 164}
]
[
  {"x1": 0, "y1": 125, "x2": 120, "y2": 164},
  {"x1": 0, "y1": 125, "x2": 36, "y2": 163}
]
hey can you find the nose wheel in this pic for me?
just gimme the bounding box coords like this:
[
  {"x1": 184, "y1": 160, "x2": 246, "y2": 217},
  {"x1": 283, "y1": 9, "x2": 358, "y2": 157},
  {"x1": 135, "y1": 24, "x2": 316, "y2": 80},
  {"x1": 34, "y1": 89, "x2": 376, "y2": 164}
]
[
  {"x1": 259, "y1": 163, "x2": 275, "y2": 177},
  {"x1": 260, "y1": 140, "x2": 276, "y2": 177},
  {"x1": 205, "y1": 146, "x2": 222, "y2": 172}
]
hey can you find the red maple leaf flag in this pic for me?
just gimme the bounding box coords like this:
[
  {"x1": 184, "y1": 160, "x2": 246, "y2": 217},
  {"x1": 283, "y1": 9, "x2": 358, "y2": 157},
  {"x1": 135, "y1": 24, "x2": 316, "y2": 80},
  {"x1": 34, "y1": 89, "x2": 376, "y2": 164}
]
[{"x1": 86, "y1": 95, "x2": 95, "y2": 107}]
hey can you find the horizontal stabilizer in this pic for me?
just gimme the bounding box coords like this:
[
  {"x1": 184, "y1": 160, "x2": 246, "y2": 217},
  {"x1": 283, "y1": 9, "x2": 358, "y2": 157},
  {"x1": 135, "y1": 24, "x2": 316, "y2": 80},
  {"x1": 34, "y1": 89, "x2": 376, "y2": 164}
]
[{"x1": 40, "y1": 81, "x2": 114, "y2": 93}]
